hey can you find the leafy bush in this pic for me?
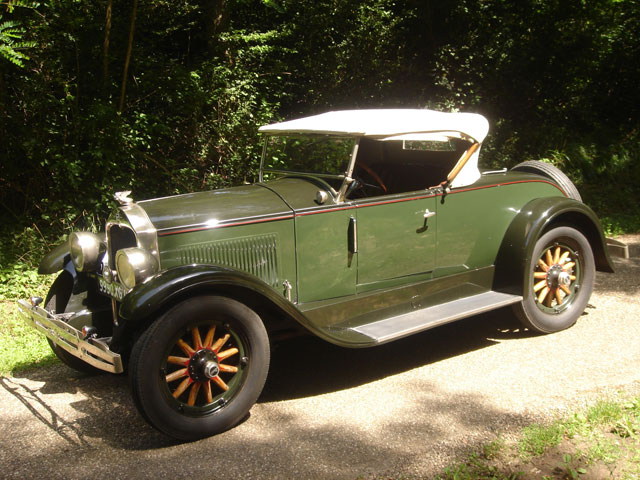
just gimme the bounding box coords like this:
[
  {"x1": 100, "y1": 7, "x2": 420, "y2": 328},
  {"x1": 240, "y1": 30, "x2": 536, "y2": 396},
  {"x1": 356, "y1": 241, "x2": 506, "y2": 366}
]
[
  {"x1": 1, "y1": 0, "x2": 639, "y2": 239},
  {"x1": 0, "y1": 227, "x2": 54, "y2": 301}
]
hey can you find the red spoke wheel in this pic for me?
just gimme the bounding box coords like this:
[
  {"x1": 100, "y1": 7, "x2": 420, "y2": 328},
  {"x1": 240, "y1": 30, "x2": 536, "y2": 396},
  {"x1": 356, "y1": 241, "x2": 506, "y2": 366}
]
[
  {"x1": 129, "y1": 296, "x2": 269, "y2": 440},
  {"x1": 513, "y1": 226, "x2": 595, "y2": 333}
]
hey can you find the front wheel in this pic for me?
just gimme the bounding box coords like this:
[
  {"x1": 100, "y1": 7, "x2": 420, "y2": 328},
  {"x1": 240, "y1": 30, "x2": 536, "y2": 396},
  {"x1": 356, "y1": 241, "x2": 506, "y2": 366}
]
[
  {"x1": 46, "y1": 273, "x2": 102, "y2": 375},
  {"x1": 512, "y1": 226, "x2": 595, "y2": 333},
  {"x1": 129, "y1": 295, "x2": 270, "y2": 440}
]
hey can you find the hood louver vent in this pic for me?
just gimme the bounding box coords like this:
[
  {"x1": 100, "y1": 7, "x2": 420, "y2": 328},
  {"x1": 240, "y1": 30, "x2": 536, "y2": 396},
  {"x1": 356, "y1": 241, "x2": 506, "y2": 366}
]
[{"x1": 179, "y1": 234, "x2": 280, "y2": 288}]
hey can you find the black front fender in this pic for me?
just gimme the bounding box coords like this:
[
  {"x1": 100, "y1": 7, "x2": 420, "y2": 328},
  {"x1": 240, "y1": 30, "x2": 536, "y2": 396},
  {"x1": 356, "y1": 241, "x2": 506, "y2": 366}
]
[
  {"x1": 38, "y1": 242, "x2": 70, "y2": 274},
  {"x1": 118, "y1": 265, "x2": 308, "y2": 327},
  {"x1": 494, "y1": 196, "x2": 614, "y2": 295},
  {"x1": 38, "y1": 232, "x2": 105, "y2": 275}
]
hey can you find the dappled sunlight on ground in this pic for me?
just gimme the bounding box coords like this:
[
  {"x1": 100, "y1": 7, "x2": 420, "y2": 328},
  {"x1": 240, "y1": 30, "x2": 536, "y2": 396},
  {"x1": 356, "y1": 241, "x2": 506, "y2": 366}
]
[{"x1": 0, "y1": 234, "x2": 637, "y2": 479}]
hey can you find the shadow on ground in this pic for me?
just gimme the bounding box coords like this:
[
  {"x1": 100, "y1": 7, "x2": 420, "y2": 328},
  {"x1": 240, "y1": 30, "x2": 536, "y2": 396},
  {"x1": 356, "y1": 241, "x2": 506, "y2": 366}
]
[
  {"x1": 262, "y1": 307, "x2": 534, "y2": 402},
  {"x1": 1, "y1": 306, "x2": 534, "y2": 455},
  {"x1": 3, "y1": 250, "x2": 635, "y2": 480}
]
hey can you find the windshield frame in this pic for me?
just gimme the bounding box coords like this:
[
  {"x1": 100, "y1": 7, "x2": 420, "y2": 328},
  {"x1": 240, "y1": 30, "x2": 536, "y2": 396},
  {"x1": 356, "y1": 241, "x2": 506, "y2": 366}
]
[
  {"x1": 258, "y1": 131, "x2": 481, "y2": 203},
  {"x1": 259, "y1": 134, "x2": 360, "y2": 202}
]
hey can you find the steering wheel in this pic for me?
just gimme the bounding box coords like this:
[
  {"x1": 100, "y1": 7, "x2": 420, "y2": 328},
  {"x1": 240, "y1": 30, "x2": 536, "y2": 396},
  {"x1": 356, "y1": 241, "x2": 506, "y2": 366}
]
[{"x1": 349, "y1": 162, "x2": 388, "y2": 197}]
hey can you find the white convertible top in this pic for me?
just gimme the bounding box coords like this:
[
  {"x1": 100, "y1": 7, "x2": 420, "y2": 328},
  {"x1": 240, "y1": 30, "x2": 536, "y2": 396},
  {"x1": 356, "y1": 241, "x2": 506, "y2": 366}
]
[{"x1": 259, "y1": 109, "x2": 490, "y2": 143}]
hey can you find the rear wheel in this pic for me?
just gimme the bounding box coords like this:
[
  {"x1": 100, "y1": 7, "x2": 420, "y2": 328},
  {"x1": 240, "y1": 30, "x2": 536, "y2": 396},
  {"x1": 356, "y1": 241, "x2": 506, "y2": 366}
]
[
  {"x1": 513, "y1": 226, "x2": 595, "y2": 333},
  {"x1": 129, "y1": 295, "x2": 270, "y2": 440},
  {"x1": 512, "y1": 160, "x2": 582, "y2": 202}
]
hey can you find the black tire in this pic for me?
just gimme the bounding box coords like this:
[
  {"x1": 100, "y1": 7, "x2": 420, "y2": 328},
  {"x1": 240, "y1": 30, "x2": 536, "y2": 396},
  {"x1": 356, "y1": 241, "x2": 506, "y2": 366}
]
[
  {"x1": 45, "y1": 275, "x2": 102, "y2": 375},
  {"x1": 512, "y1": 226, "x2": 595, "y2": 333},
  {"x1": 129, "y1": 295, "x2": 270, "y2": 441},
  {"x1": 512, "y1": 160, "x2": 582, "y2": 202}
]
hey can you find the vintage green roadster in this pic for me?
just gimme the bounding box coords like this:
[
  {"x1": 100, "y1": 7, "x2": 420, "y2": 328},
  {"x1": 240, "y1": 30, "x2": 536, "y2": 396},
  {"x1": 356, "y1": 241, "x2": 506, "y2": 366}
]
[{"x1": 18, "y1": 109, "x2": 615, "y2": 440}]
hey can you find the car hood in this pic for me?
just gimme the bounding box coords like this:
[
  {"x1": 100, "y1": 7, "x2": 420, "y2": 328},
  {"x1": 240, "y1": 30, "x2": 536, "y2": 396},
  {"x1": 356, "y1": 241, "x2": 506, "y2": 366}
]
[{"x1": 137, "y1": 184, "x2": 293, "y2": 236}]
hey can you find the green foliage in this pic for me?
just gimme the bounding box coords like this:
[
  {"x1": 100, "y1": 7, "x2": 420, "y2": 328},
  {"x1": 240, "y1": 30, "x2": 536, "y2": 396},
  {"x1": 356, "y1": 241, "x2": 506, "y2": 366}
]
[
  {"x1": 0, "y1": 1, "x2": 39, "y2": 67},
  {"x1": 437, "y1": 456, "x2": 517, "y2": 480},
  {"x1": 0, "y1": 226, "x2": 54, "y2": 301},
  {"x1": 0, "y1": 264, "x2": 41, "y2": 300},
  {"x1": 0, "y1": 0, "x2": 638, "y2": 238},
  {"x1": 2, "y1": 1, "x2": 41, "y2": 11},
  {"x1": 0, "y1": 17, "x2": 35, "y2": 66},
  {"x1": 585, "y1": 400, "x2": 624, "y2": 425},
  {"x1": 561, "y1": 454, "x2": 587, "y2": 479},
  {"x1": 436, "y1": 395, "x2": 640, "y2": 479},
  {"x1": 612, "y1": 401, "x2": 640, "y2": 441},
  {"x1": 0, "y1": 225, "x2": 57, "y2": 374}
]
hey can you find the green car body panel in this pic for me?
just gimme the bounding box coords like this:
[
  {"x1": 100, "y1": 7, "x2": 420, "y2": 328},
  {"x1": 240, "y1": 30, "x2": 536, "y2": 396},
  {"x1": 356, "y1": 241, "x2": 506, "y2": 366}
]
[
  {"x1": 354, "y1": 193, "x2": 437, "y2": 289},
  {"x1": 88, "y1": 171, "x2": 608, "y2": 348},
  {"x1": 33, "y1": 171, "x2": 614, "y2": 349}
]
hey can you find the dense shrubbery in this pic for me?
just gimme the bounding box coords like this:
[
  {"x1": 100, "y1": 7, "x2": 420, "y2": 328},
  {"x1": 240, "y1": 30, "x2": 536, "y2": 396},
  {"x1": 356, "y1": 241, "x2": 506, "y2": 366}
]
[{"x1": 1, "y1": 0, "x2": 639, "y2": 249}]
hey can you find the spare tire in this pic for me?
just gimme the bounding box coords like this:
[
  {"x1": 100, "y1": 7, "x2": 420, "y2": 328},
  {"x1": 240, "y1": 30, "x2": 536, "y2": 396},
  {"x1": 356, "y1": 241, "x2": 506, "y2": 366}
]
[{"x1": 511, "y1": 160, "x2": 582, "y2": 202}]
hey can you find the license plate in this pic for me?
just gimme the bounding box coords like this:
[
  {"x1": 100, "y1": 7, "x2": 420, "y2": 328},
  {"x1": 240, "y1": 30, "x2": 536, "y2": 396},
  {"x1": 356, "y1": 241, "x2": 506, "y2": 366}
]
[{"x1": 98, "y1": 277, "x2": 128, "y2": 301}]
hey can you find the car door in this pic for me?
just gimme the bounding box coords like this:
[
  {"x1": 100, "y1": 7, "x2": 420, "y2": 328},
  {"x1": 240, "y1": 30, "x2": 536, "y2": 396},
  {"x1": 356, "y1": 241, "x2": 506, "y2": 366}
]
[
  {"x1": 354, "y1": 192, "x2": 437, "y2": 292},
  {"x1": 265, "y1": 177, "x2": 357, "y2": 305},
  {"x1": 294, "y1": 206, "x2": 357, "y2": 303}
]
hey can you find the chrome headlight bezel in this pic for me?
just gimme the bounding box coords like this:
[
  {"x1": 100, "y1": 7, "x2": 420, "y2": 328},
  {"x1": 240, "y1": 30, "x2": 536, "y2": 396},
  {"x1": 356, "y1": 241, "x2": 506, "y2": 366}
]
[
  {"x1": 69, "y1": 232, "x2": 105, "y2": 272},
  {"x1": 115, "y1": 247, "x2": 158, "y2": 290}
]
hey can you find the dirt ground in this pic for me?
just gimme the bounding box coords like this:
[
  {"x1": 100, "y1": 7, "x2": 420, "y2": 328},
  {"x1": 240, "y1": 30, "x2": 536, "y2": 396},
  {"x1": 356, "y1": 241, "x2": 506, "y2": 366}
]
[{"x1": 0, "y1": 234, "x2": 638, "y2": 479}]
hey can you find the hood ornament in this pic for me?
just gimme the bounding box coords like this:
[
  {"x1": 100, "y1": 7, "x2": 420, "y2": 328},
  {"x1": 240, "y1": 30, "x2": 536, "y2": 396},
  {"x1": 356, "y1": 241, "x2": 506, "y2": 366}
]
[{"x1": 114, "y1": 190, "x2": 133, "y2": 205}]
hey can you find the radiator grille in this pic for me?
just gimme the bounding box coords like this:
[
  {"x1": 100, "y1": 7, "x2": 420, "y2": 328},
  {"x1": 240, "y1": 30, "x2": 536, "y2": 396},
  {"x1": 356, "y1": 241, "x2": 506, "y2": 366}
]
[
  {"x1": 179, "y1": 234, "x2": 280, "y2": 288},
  {"x1": 107, "y1": 224, "x2": 137, "y2": 269}
]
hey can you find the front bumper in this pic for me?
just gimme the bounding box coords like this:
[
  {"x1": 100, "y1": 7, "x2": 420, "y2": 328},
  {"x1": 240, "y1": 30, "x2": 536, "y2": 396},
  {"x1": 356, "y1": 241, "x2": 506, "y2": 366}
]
[{"x1": 17, "y1": 299, "x2": 123, "y2": 374}]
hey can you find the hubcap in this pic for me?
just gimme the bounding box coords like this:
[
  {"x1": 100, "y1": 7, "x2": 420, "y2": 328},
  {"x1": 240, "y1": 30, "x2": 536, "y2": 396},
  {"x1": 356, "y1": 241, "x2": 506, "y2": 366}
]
[
  {"x1": 532, "y1": 243, "x2": 580, "y2": 312},
  {"x1": 203, "y1": 361, "x2": 220, "y2": 379},
  {"x1": 557, "y1": 271, "x2": 572, "y2": 287},
  {"x1": 188, "y1": 349, "x2": 220, "y2": 382}
]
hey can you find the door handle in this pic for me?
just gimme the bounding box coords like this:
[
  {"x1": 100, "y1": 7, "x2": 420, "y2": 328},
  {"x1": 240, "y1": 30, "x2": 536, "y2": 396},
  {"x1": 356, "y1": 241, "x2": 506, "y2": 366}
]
[
  {"x1": 423, "y1": 209, "x2": 436, "y2": 219},
  {"x1": 348, "y1": 216, "x2": 357, "y2": 253}
]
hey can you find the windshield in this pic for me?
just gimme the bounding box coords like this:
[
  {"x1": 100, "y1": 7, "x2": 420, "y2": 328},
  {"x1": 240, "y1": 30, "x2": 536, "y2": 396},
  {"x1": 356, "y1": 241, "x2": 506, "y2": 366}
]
[{"x1": 261, "y1": 135, "x2": 356, "y2": 180}]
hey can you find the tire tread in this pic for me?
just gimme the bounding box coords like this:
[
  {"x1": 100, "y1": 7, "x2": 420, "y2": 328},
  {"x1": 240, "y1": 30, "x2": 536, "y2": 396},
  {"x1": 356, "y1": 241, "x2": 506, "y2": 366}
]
[{"x1": 512, "y1": 160, "x2": 582, "y2": 202}]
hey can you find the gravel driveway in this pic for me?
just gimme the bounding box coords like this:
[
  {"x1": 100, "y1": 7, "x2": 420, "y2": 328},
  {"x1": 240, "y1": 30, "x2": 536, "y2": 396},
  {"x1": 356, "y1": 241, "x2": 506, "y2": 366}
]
[{"x1": 1, "y1": 234, "x2": 638, "y2": 480}]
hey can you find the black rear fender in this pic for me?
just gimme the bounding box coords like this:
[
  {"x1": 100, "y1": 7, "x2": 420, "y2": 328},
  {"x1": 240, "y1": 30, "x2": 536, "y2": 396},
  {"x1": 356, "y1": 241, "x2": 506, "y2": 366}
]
[{"x1": 493, "y1": 197, "x2": 614, "y2": 295}]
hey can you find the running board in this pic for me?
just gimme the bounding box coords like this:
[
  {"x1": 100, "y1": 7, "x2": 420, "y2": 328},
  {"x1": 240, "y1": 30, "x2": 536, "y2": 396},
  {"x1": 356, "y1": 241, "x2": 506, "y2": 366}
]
[{"x1": 349, "y1": 291, "x2": 522, "y2": 345}]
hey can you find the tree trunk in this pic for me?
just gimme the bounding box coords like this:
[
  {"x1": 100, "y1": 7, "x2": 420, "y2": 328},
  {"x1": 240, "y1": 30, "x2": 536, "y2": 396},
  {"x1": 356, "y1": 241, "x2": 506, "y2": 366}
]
[
  {"x1": 201, "y1": 0, "x2": 228, "y2": 55},
  {"x1": 119, "y1": 0, "x2": 138, "y2": 112},
  {"x1": 103, "y1": 0, "x2": 113, "y2": 93}
]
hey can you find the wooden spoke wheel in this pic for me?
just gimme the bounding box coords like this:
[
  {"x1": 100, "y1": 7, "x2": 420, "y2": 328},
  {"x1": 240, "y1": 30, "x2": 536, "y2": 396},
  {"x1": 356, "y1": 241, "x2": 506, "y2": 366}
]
[
  {"x1": 532, "y1": 242, "x2": 580, "y2": 313},
  {"x1": 163, "y1": 323, "x2": 246, "y2": 414},
  {"x1": 513, "y1": 226, "x2": 595, "y2": 334},
  {"x1": 129, "y1": 296, "x2": 270, "y2": 440}
]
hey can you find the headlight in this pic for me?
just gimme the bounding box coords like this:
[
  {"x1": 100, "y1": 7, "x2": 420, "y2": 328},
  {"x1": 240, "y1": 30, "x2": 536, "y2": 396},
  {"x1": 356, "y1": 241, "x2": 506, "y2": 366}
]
[
  {"x1": 69, "y1": 232, "x2": 105, "y2": 272},
  {"x1": 115, "y1": 247, "x2": 158, "y2": 289}
]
